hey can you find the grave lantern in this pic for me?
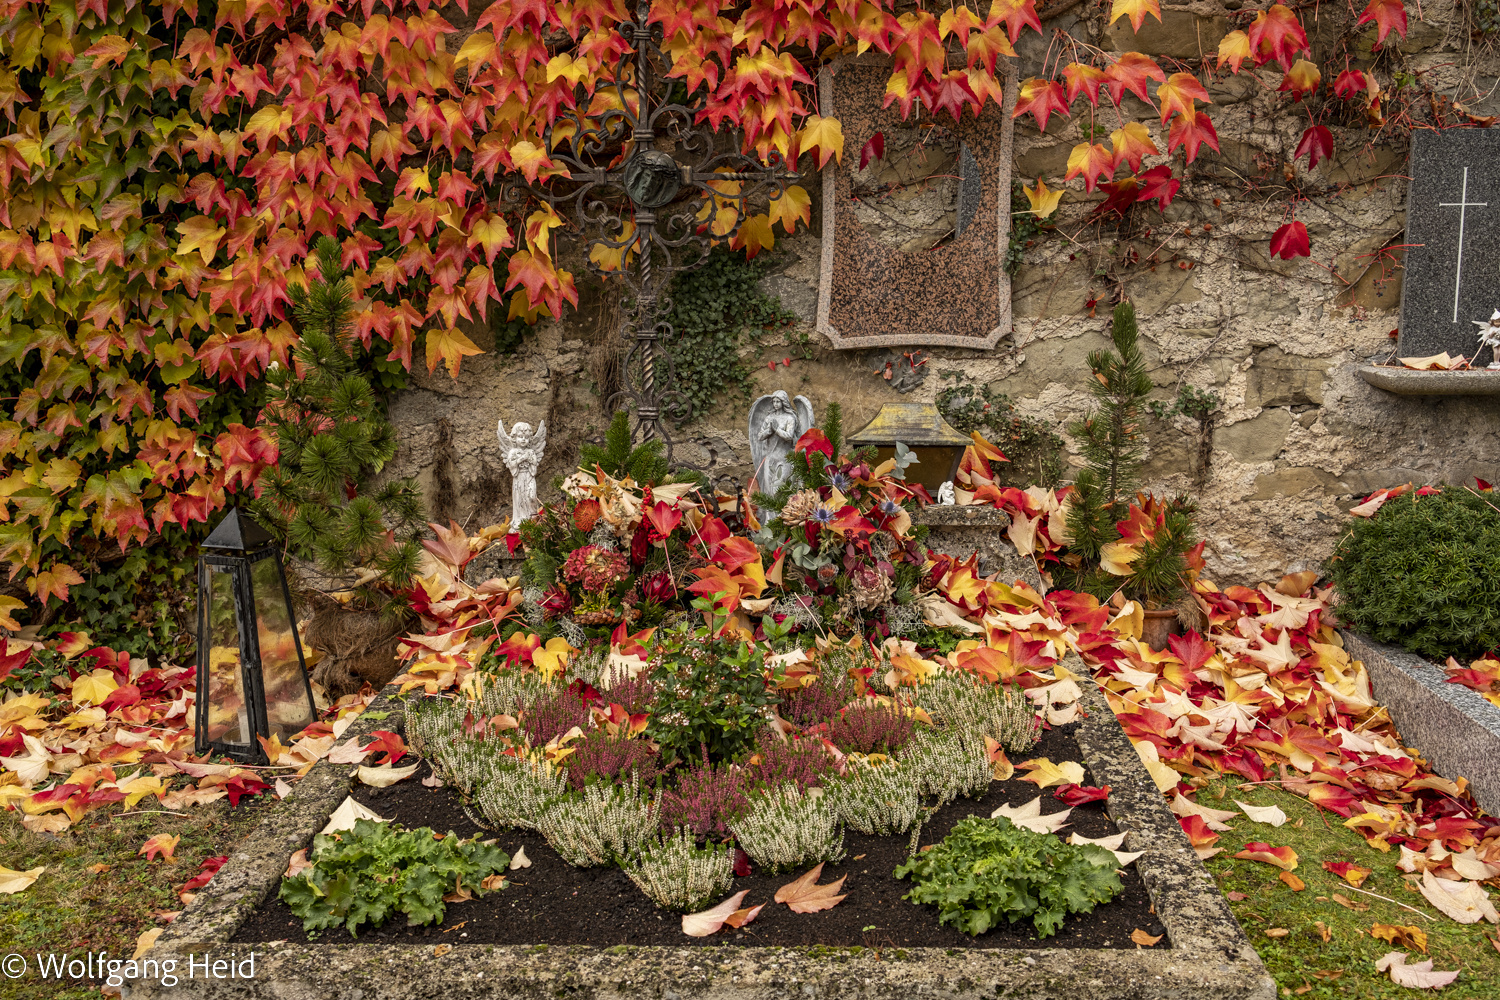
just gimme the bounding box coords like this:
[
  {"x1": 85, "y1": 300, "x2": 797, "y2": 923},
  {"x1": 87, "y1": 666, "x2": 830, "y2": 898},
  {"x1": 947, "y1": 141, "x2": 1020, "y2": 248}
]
[
  {"x1": 194, "y1": 508, "x2": 317, "y2": 762},
  {"x1": 848, "y1": 402, "x2": 971, "y2": 493}
]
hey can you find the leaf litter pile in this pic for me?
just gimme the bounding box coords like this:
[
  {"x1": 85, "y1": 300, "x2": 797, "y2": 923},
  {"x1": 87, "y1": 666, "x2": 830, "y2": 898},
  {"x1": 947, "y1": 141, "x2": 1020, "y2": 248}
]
[{"x1": 234, "y1": 720, "x2": 1162, "y2": 949}]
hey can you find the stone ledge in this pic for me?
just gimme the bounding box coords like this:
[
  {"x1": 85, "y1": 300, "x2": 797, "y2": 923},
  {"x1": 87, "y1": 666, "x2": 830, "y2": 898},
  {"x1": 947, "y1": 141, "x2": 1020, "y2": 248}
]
[
  {"x1": 913, "y1": 504, "x2": 1010, "y2": 527},
  {"x1": 1356, "y1": 365, "x2": 1500, "y2": 396},
  {"x1": 1342, "y1": 631, "x2": 1500, "y2": 815},
  {"x1": 127, "y1": 674, "x2": 1274, "y2": 1000}
]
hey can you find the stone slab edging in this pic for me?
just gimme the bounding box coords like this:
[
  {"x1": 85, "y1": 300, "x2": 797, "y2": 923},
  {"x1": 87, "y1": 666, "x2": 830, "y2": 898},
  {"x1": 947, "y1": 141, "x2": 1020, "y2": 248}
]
[
  {"x1": 1342, "y1": 630, "x2": 1500, "y2": 815},
  {"x1": 129, "y1": 671, "x2": 1274, "y2": 1000},
  {"x1": 1356, "y1": 365, "x2": 1500, "y2": 396}
]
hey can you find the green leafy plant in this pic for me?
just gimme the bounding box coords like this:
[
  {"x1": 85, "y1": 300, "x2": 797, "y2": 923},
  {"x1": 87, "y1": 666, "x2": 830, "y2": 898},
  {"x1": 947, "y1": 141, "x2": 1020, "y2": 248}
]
[
  {"x1": 936, "y1": 371, "x2": 1065, "y2": 488},
  {"x1": 279, "y1": 819, "x2": 510, "y2": 936},
  {"x1": 661, "y1": 245, "x2": 795, "y2": 422},
  {"x1": 249, "y1": 237, "x2": 425, "y2": 599},
  {"x1": 645, "y1": 593, "x2": 780, "y2": 766},
  {"x1": 894, "y1": 815, "x2": 1122, "y2": 938},
  {"x1": 1327, "y1": 486, "x2": 1500, "y2": 660}
]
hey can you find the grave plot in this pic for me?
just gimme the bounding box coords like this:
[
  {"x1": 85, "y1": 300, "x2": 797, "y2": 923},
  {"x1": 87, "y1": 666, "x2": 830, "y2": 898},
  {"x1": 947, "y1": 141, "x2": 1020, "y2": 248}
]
[{"x1": 131, "y1": 680, "x2": 1273, "y2": 1000}]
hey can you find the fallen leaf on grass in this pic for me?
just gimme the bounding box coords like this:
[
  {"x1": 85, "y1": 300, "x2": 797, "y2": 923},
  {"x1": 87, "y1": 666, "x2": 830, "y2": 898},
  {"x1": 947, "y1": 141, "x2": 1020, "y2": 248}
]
[
  {"x1": 1322, "y1": 861, "x2": 1371, "y2": 888},
  {"x1": 683, "y1": 889, "x2": 755, "y2": 936},
  {"x1": 87, "y1": 863, "x2": 112, "y2": 874},
  {"x1": 1130, "y1": 928, "x2": 1162, "y2": 946},
  {"x1": 284, "y1": 849, "x2": 311, "y2": 879},
  {"x1": 1372, "y1": 923, "x2": 1428, "y2": 953},
  {"x1": 1331, "y1": 893, "x2": 1369, "y2": 912},
  {"x1": 775, "y1": 863, "x2": 847, "y2": 913},
  {"x1": 1314, "y1": 921, "x2": 1331, "y2": 942},
  {"x1": 1233, "y1": 842, "x2": 1298, "y2": 871},
  {"x1": 432, "y1": 943, "x2": 452, "y2": 958},
  {"x1": 139, "y1": 833, "x2": 179, "y2": 862},
  {"x1": 1226, "y1": 891, "x2": 1248, "y2": 901},
  {"x1": 274, "y1": 778, "x2": 293, "y2": 799},
  {"x1": 132, "y1": 928, "x2": 162, "y2": 960},
  {"x1": 1375, "y1": 952, "x2": 1459, "y2": 989},
  {"x1": 0, "y1": 865, "x2": 43, "y2": 893},
  {"x1": 990, "y1": 796, "x2": 1071, "y2": 834},
  {"x1": 1016, "y1": 758, "x2": 1085, "y2": 789},
  {"x1": 1234, "y1": 800, "x2": 1287, "y2": 827},
  {"x1": 357, "y1": 762, "x2": 420, "y2": 788},
  {"x1": 22, "y1": 813, "x2": 72, "y2": 833},
  {"x1": 510, "y1": 846, "x2": 531, "y2": 870},
  {"x1": 1418, "y1": 871, "x2": 1500, "y2": 924},
  {"x1": 1170, "y1": 791, "x2": 1238, "y2": 831},
  {"x1": 1279, "y1": 871, "x2": 1306, "y2": 891},
  {"x1": 1449, "y1": 848, "x2": 1500, "y2": 881},
  {"x1": 1311, "y1": 969, "x2": 1343, "y2": 981},
  {"x1": 1264, "y1": 927, "x2": 1290, "y2": 938},
  {"x1": 319, "y1": 796, "x2": 388, "y2": 835}
]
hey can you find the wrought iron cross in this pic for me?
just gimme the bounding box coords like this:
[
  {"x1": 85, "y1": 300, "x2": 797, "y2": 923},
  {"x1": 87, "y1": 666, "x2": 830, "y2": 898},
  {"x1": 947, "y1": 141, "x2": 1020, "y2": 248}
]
[{"x1": 502, "y1": 0, "x2": 801, "y2": 465}]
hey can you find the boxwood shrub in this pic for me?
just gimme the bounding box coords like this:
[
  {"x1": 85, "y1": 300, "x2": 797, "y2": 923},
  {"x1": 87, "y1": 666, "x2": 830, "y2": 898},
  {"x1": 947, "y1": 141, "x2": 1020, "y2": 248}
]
[{"x1": 1326, "y1": 486, "x2": 1500, "y2": 660}]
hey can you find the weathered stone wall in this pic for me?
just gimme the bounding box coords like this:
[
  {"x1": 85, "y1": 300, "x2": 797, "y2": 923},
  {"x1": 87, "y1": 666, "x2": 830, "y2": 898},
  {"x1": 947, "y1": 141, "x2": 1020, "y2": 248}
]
[{"x1": 385, "y1": 0, "x2": 1500, "y2": 584}]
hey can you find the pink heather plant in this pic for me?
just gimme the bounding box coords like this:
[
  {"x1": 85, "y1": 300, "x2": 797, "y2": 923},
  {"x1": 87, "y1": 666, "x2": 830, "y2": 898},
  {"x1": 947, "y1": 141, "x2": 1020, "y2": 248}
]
[
  {"x1": 520, "y1": 688, "x2": 592, "y2": 747},
  {"x1": 743, "y1": 727, "x2": 838, "y2": 791},
  {"x1": 659, "y1": 748, "x2": 748, "y2": 840},
  {"x1": 828, "y1": 701, "x2": 917, "y2": 755},
  {"x1": 565, "y1": 730, "x2": 663, "y2": 791}
]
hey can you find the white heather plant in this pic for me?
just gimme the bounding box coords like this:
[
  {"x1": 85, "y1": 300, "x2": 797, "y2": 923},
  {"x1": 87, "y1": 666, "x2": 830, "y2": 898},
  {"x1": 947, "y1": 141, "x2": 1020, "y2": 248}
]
[
  {"x1": 824, "y1": 758, "x2": 921, "y2": 835},
  {"x1": 479, "y1": 669, "x2": 553, "y2": 718},
  {"x1": 921, "y1": 673, "x2": 1042, "y2": 753},
  {"x1": 473, "y1": 753, "x2": 569, "y2": 831},
  {"x1": 899, "y1": 727, "x2": 991, "y2": 806},
  {"x1": 730, "y1": 784, "x2": 845, "y2": 872},
  {"x1": 624, "y1": 829, "x2": 734, "y2": 911},
  {"x1": 536, "y1": 776, "x2": 661, "y2": 867},
  {"x1": 405, "y1": 695, "x2": 465, "y2": 761}
]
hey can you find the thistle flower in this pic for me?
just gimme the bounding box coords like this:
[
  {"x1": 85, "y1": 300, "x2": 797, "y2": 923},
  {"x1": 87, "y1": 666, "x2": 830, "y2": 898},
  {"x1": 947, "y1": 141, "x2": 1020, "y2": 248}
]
[{"x1": 810, "y1": 506, "x2": 836, "y2": 526}]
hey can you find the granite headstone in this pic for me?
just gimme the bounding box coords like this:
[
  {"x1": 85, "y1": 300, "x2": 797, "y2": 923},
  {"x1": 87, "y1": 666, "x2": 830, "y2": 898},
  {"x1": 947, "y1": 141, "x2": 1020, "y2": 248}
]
[
  {"x1": 1398, "y1": 130, "x2": 1500, "y2": 367},
  {"x1": 816, "y1": 59, "x2": 1014, "y2": 349}
]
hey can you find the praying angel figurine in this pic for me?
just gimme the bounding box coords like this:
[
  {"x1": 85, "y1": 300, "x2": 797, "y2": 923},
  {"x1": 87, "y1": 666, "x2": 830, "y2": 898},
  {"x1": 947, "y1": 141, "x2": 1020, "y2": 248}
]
[{"x1": 1475, "y1": 309, "x2": 1500, "y2": 369}]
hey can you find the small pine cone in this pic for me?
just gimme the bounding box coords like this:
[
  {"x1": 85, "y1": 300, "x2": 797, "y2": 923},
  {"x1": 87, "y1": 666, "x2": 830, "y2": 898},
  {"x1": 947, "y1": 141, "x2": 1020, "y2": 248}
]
[
  {"x1": 781, "y1": 489, "x2": 821, "y2": 527},
  {"x1": 573, "y1": 498, "x2": 603, "y2": 532}
]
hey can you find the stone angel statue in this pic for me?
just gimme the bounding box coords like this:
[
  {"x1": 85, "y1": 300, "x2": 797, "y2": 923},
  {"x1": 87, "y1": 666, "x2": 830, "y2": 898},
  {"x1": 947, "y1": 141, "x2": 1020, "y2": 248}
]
[
  {"x1": 497, "y1": 419, "x2": 547, "y2": 524},
  {"x1": 1475, "y1": 309, "x2": 1500, "y2": 369},
  {"x1": 748, "y1": 391, "x2": 814, "y2": 500}
]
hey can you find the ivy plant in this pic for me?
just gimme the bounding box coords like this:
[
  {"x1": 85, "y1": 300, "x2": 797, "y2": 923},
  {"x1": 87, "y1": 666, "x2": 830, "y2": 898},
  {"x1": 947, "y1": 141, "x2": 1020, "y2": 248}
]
[
  {"x1": 279, "y1": 819, "x2": 510, "y2": 937},
  {"x1": 894, "y1": 815, "x2": 1122, "y2": 938}
]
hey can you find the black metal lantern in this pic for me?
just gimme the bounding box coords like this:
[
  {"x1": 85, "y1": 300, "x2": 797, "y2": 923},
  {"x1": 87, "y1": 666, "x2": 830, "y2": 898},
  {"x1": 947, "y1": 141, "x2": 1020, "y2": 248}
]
[
  {"x1": 194, "y1": 508, "x2": 317, "y2": 762},
  {"x1": 848, "y1": 403, "x2": 972, "y2": 493}
]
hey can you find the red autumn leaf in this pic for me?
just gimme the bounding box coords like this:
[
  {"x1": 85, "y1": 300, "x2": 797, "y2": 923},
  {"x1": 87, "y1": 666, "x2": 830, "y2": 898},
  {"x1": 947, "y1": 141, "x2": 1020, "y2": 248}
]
[
  {"x1": 1270, "y1": 221, "x2": 1310, "y2": 260},
  {"x1": 1322, "y1": 861, "x2": 1372, "y2": 888},
  {"x1": 1136, "y1": 165, "x2": 1181, "y2": 211},
  {"x1": 364, "y1": 730, "x2": 407, "y2": 766},
  {"x1": 858, "y1": 131, "x2": 885, "y2": 171},
  {"x1": 179, "y1": 855, "x2": 228, "y2": 898},
  {"x1": 1167, "y1": 109, "x2": 1219, "y2": 164},
  {"x1": 733, "y1": 848, "x2": 753, "y2": 877},
  {"x1": 928, "y1": 71, "x2": 982, "y2": 123},
  {"x1": 1062, "y1": 62, "x2": 1108, "y2": 106},
  {"x1": 140, "y1": 833, "x2": 180, "y2": 861},
  {"x1": 1178, "y1": 814, "x2": 1220, "y2": 847},
  {"x1": 1306, "y1": 783, "x2": 1361, "y2": 817},
  {"x1": 223, "y1": 774, "x2": 270, "y2": 807},
  {"x1": 1096, "y1": 176, "x2": 1141, "y2": 218},
  {"x1": 0, "y1": 639, "x2": 30, "y2": 682},
  {"x1": 1065, "y1": 142, "x2": 1115, "y2": 193},
  {"x1": 646, "y1": 500, "x2": 682, "y2": 542},
  {"x1": 1334, "y1": 69, "x2": 1370, "y2": 99},
  {"x1": 1155, "y1": 72, "x2": 1210, "y2": 124},
  {"x1": 1013, "y1": 77, "x2": 1069, "y2": 131},
  {"x1": 1278, "y1": 60, "x2": 1322, "y2": 101},
  {"x1": 794, "y1": 428, "x2": 833, "y2": 460},
  {"x1": 1357, "y1": 0, "x2": 1408, "y2": 46},
  {"x1": 1246, "y1": 4, "x2": 1309, "y2": 70},
  {"x1": 1234, "y1": 841, "x2": 1299, "y2": 871},
  {"x1": 1054, "y1": 784, "x2": 1111, "y2": 806},
  {"x1": 1104, "y1": 53, "x2": 1166, "y2": 105},
  {"x1": 1294, "y1": 126, "x2": 1333, "y2": 170}
]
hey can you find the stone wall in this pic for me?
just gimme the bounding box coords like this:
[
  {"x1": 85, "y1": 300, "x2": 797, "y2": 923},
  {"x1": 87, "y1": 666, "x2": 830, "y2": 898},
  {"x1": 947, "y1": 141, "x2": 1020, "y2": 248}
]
[{"x1": 384, "y1": 0, "x2": 1500, "y2": 584}]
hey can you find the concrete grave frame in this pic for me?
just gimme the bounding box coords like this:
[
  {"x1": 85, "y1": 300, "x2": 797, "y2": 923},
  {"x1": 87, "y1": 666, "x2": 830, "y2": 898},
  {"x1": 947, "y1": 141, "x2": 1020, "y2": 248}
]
[
  {"x1": 1342, "y1": 631, "x2": 1500, "y2": 816},
  {"x1": 130, "y1": 676, "x2": 1275, "y2": 1000}
]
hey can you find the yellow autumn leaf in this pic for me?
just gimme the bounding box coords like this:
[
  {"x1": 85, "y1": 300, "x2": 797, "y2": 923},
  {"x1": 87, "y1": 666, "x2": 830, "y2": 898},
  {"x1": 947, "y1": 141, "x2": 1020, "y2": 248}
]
[
  {"x1": 588, "y1": 221, "x2": 636, "y2": 272},
  {"x1": 532, "y1": 638, "x2": 576, "y2": 683},
  {"x1": 1016, "y1": 757, "x2": 1087, "y2": 789},
  {"x1": 1099, "y1": 540, "x2": 1140, "y2": 576},
  {"x1": 1024, "y1": 178, "x2": 1063, "y2": 218},
  {"x1": 0, "y1": 865, "x2": 44, "y2": 893},
  {"x1": 0, "y1": 595, "x2": 25, "y2": 630},
  {"x1": 71, "y1": 669, "x2": 119, "y2": 707},
  {"x1": 768, "y1": 185, "x2": 812, "y2": 233},
  {"x1": 424, "y1": 327, "x2": 485, "y2": 378},
  {"x1": 796, "y1": 114, "x2": 844, "y2": 169},
  {"x1": 174, "y1": 215, "x2": 227, "y2": 265},
  {"x1": 118, "y1": 775, "x2": 166, "y2": 809}
]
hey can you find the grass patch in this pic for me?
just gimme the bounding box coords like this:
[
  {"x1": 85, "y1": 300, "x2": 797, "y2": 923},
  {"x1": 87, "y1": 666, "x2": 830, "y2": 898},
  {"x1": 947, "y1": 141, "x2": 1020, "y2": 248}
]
[
  {"x1": 1201, "y1": 776, "x2": 1500, "y2": 998},
  {"x1": 0, "y1": 801, "x2": 264, "y2": 1000}
]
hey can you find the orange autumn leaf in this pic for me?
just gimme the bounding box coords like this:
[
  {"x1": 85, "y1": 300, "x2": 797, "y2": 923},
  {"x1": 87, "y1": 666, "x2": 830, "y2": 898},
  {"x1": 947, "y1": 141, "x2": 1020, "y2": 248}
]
[
  {"x1": 1278, "y1": 871, "x2": 1305, "y2": 891},
  {"x1": 774, "y1": 863, "x2": 847, "y2": 913},
  {"x1": 139, "y1": 834, "x2": 179, "y2": 862},
  {"x1": 1233, "y1": 842, "x2": 1299, "y2": 871},
  {"x1": 1108, "y1": 0, "x2": 1161, "y2": 32},
  {"x1": 1322, "y1": 861, "x2": 1372, "y2": 888}
]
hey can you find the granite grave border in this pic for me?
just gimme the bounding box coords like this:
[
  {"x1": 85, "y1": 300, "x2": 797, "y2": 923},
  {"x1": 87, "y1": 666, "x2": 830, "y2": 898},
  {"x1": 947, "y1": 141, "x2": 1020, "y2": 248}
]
[
  {"x1": 128, "y1": 672, "x2": 1275, "y2": 999},
  {"x1": 1342, "y1": 630, "x2": 1500, "y2": 816}
]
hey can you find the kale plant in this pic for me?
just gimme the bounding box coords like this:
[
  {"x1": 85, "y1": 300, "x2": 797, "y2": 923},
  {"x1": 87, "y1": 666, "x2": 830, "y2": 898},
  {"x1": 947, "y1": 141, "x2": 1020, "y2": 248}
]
[
  {"x1": 279, "y1": 819, "x2": 509, "y2": 936},
  {"x1": 894, "y1": 815, "x2": 1122, "y2": 938}
]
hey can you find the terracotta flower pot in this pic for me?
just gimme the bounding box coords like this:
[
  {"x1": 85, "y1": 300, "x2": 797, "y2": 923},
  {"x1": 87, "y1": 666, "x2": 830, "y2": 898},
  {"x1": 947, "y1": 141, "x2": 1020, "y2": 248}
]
[{"x1": 1141, "y1": 608, "x2": 1182, "y2": 652}]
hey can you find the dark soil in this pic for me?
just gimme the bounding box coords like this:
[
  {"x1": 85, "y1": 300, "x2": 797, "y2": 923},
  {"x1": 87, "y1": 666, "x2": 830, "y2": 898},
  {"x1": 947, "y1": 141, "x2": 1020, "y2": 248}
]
[{"x1": 233, "y1": 721, "x2": 1165, "y2": 949}]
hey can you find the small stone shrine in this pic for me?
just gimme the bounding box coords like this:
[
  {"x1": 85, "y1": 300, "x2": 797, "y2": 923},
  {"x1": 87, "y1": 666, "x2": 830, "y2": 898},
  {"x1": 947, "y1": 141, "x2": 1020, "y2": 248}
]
[{"x1": 1397, "y1": 130, "x2": 1500, "y2": 367}]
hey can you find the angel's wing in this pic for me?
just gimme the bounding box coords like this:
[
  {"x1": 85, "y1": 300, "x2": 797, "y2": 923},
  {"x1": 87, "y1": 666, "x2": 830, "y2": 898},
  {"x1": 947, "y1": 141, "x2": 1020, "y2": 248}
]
[
  {"x1": 793, "y1": 395, "x2": 815, "y2": 438},
  {"x1": 747, "y1": 395, "x2": 774, "y2": 470},
  {"x1": 534, "y1": 419, "x2": 547, "y2": 448},
  {"x1": 496, "y1": 419, "x2": 514, "y2": 450}
]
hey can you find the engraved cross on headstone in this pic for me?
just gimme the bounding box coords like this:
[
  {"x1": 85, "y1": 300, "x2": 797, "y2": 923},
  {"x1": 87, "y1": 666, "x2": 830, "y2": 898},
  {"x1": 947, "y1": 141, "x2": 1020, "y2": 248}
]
[{"x1": 1397, "y1": 131, "x2": 1500, "y2": 366}]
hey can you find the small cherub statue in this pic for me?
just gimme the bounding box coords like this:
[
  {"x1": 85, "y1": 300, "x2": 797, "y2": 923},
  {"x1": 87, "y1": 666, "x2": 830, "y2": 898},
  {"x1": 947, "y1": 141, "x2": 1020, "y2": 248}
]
[
  {"x1": 1474, "y1": 309, "x2": 1500, "y2": 369},
  {"x1": 497, "y1": 419, "x2": 547, "y2": 523}
]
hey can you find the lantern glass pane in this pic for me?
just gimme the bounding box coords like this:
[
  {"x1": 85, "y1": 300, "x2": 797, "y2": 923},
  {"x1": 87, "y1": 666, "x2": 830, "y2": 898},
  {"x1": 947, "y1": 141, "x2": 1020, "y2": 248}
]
[
  {"x1": 868, "y1": 444, "x2": 960, "y2": 492},
  {"x1": 250, "y1": 556, "x2": 315, "y2": 740},
  {"x1": 204, "y1": 564, "x2": 250, "y2": 747}
]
